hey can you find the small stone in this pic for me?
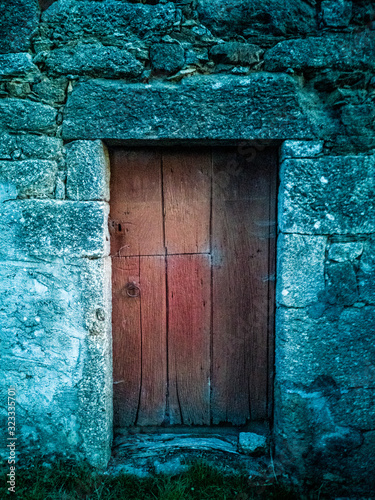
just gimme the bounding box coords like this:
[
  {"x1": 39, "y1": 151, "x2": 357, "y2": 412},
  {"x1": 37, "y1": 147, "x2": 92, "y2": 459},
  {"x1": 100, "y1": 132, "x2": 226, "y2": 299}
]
[
  {"x1": 66, "y1": 140, "x2": 109, "y2": 201},
  {"x1": 181, "y1": 20, "x2": 197, "y2": 27},
  {"x1": 185, "y1": 48, "x2": 209, "y2": 65},
  {"x1": 16, "y1": 135, "x2": 63, "y2": 160},
  {"x1": 0, "y1": 160, "x2": 58, "y2": 199},
  {"x1": 0, "y1": 98, "x2": 57, "y2": 133},
  {"x1": 239, "y1": 432, "x2": 267, "y2": 455},
  {"x1": 0, "y1": 53, "x2": 38, "y2": 78},
  {"x1": 32, "y1": 51, "x2": 48, "y2": 65},
  {"x1": 141, "y1": 69, "x2": 152, "y2": 82},
  {"x1": 6, "y1": 81, "x2": 31, "y2": 99},
  {"x1": 185, "y1": 50, "x2": 198, "y2": 65},
  {"x1": 128, "y1": 46, "x2": 149, "y2": 62},
  {"x1": 96, "y1": 308, "x2": 105, "y2": 321},
  {"x1": 192, "y1": 24, "x2": 212, "y2": 37},
  {"x1": 328, "y1": 242, "x2": 363, "y2": 262},
  {"x1": 166, "y1": 67, "x2": 196, "y2": 82},
  {"x1": 198, "y1": 0, "x2": 316, "y2": 38},
  {"x1": 11, "y1": 149, "x2": 22, "y2": 160},
  {"x1": 161, "y1": 35, "x2": 175, "y2": 43},
  {"x1": 44, "y1": 43, "x2": 143, "y2": 79},
  {"x1": 231, "y1": 66, "x2": 249, "y2": 75},
  {"x1": 280, "y1": 141, "x2": 324, "y2": 160},
  {"x1": 0, "y1": 0, "x2": 40, "y2": 53},
  {"x1": 308, "y1": 302, "x2": 327, "y2": 319},
  {"x1": 55, "y1": 177, "x2": 65, "y2": 200},
  {"x1": 264, "y1": 34, "x2": 375, "y2": 72},
  {"x1": 32, "y1": 76, "x2": 67, "y2": 105},
  {"x1": 215, "y1": 63, "x2": 235, "y2": 73},
  {"x1": 150, "y1": 43, "x2": 185, "y2": 73},
  {"x1": 33, "y1": 39, "x2": 53, "y2": 53},
  {"x1": 321, "y1": 0, "x2": 352, "y2": 28},
  {"x1": 41, "y1": 1, "x2": 179, "y2": 45},
  {"x1": 154, "y1": 457, "x2": 186, "y2": 475}
]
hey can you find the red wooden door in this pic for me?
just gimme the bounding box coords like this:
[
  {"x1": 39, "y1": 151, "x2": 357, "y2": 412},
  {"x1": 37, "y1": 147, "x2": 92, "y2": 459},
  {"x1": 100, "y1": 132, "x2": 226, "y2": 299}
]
[{"x1": 110, "y1": 147, "x2": 277, "y2": 428}]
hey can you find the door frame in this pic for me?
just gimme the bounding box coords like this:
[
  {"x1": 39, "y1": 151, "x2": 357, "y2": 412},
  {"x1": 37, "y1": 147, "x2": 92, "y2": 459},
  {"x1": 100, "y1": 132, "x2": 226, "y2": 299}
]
[
  {"x1": 60, "y1": 135, "x2": 328, "y2": 468},
  {"x1": 60, "y1": 74, "x2": 333, "y2": 470}
]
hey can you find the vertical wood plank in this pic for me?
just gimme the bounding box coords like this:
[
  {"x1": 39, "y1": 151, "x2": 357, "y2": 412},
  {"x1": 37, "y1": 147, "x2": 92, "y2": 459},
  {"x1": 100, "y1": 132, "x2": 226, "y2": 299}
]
[
  {"x1": 112, "y1": 256, "x2": 141, "y2": 427},
  {"x1": 113, "y1": 256, "x2": 168, "y2": 427},
  {"x1": 109, "y1": 149, "x2": 164, "y2": 257},
  {"x1": 167, "y1": 254, "x2": 211, "y2": 425},
  {"x1": 163, "y1": 150, "x2": 211, "y2": 254},
  {"x1": 211, "y1": 147, "x2": 276, "y2": 424},
  {"x1": 136, "y1": 256, "x2": 167, "y2": 426}
]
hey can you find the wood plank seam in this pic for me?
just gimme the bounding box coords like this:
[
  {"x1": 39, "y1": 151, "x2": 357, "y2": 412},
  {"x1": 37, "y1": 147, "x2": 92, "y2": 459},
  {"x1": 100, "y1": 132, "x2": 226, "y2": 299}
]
[
  {"x1": 160, "y1": 151, "x2": 170, "y2": 425},
  {"x1": 134, "y1": 254, "x2": 143, "y2": 426},
  {"x1": 209, "y1": 147, "x2": 214, "y2": 426}
]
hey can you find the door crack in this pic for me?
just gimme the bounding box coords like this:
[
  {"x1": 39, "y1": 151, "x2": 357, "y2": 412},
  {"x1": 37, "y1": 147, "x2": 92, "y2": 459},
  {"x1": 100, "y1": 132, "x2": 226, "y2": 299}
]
[
  {"x1": 175, "y1": 370, "x2": 184, "y2": 425},
  {"x1": 135, "y1": 254, "x2": 143, "y2": 426}
]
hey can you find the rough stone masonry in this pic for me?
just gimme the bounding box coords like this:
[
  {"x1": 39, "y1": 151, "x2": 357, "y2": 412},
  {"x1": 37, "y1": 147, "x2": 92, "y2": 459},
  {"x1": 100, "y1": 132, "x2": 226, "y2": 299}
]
[{"x1": 0, "y1": 0, "x2": 374, "y2": 495}]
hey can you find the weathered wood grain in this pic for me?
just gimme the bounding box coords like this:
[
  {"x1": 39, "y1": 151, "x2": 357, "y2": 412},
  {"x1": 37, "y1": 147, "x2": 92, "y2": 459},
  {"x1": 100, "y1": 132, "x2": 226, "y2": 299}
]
[
  {"x1": 211, "y1": 147, "x2": 275, "y2": 423},
  {"x1": 113, "y1": 256, "x2": 168, "y2": 426},
  {"x1": 112, "y1": 256, "x2": 141, "y2": 427},
  {"x1": 109, "y1": 149, "x2": 164, "y2": 256},
  {"x1": 136, "y1": 256, "x2": 167, "y2": 426},
  {"x1": 167, "y1": 254, "x2": 211, "y2": 425},
  {"x1": 163, "y1": 150, "x2": 211, "y2": 254}
]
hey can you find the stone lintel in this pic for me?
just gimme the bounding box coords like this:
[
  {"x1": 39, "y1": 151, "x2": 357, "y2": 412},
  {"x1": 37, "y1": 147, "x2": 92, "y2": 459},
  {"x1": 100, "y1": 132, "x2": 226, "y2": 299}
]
[{"x1": 62, "y1": 74, "x2": 318, "y2": 141}]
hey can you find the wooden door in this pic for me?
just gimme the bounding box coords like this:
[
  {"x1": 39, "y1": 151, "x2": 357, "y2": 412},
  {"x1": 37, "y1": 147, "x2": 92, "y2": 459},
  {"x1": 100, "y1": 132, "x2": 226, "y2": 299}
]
[{"x1": 110, "y1": 147, "x2": 277, "y2": 428}]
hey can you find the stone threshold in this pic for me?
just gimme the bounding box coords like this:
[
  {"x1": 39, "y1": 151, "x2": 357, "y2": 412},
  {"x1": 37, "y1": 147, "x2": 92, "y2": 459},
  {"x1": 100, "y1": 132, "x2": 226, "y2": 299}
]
[{"x1": 108, "y1": 427, "x2": 272, "y2": 478}]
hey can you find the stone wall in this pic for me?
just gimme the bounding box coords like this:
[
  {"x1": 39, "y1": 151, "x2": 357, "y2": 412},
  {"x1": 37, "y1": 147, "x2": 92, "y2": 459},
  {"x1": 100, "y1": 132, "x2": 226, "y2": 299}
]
[
  {"x1": 0, "y1": 138, "x2": 112, "y2": 468},
  {"x1": 0, "y1": 0, "x2": 374, "y2": 493},
  {"x1": 1, "y1": 0, "x2": 374, "y2": 150},
  {"x1": 276, "y1": 141, "x2": 375, "y2": 494}
]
